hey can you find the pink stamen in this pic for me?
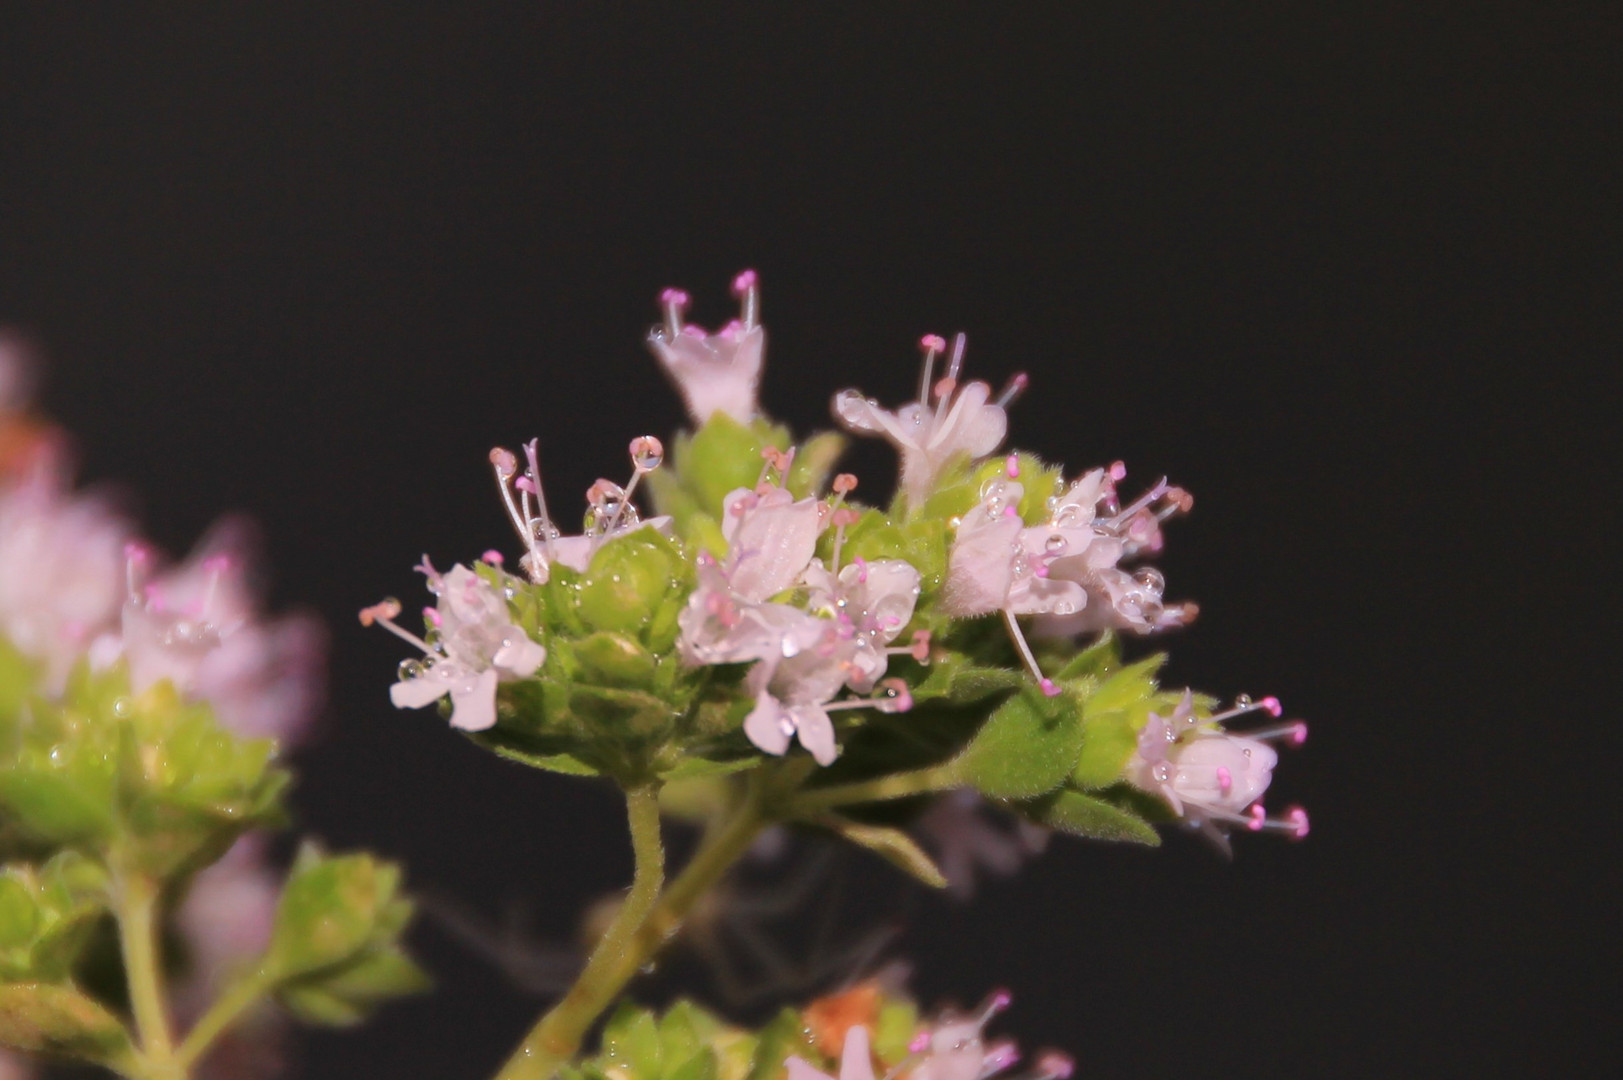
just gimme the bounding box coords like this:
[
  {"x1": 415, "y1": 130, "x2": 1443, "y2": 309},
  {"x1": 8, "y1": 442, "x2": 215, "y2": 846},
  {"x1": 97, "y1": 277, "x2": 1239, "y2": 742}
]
[
  {"x1": 996, "y1": 372, "x2": 1030, "y2": 408},
  {"x1": 1108, "y1": 460, "x2": 1127, "y2": 482},
  {"x1": 910, "y1": 629, "x2": 932, "y2": 662},
  {"x1": 730, "y1": 269, "x2": 757, "y2": 294},
  {"x1": 933, "y1": 375, "x2": 957, "y2": 401},
  {"x1": 1247, "y1": 804, "x2": 1267, "y2": 831},
  {"x1": 481, "y1": 549, "x2": 504, "y2": 565},
  {"x1": 1259, "y1": 695, "x2": 1283, "y2": 717},
  {"x1": 1005, "y1": 453, "x2": 1021, "y2": 478},
  {"x1": 1040, "y1": 678, "x2": 1060, "y2": 697},
  {"x1": 358, "y1": 599, "x2": 402, "y2": 627},
  {"x1": 1216, "y1": 766, "x2": 1233, "y2": 795},
  {"x1": 909, "y1": 1033, "x2": 931, "y2": 1054},
  {"x1": 1286, "y1": 806, "x2": 1310, "y2": 839},
  {"x1": 515, "y1": 476, "x2": 539, "y2": 495}
]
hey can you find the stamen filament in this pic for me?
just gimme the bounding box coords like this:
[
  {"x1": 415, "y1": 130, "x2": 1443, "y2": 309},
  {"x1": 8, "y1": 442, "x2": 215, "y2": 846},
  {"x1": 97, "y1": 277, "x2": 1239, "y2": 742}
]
[{"x1": 1002, "y1": 609, "x2": 1060, "y2": 696}]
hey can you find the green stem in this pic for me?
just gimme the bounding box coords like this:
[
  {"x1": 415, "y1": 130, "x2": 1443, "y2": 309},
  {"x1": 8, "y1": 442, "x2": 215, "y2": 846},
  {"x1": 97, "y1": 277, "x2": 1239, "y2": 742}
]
[
  {"x1": 785, "y1": 763, "x2": 962, "y2": 816},
  {"x1": 494, "y1": 783, "x2": 667, "y2": 1080},
  {"x1": 115, "y1": 872, "x2": 181, "y2": 1077},
  {"x1": 174, "y1": 972, "x2": 270, "y2": 1071}
]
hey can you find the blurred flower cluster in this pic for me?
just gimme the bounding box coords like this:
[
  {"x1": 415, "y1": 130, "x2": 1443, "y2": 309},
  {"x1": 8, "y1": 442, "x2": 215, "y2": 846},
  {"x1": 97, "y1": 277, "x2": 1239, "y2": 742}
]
[{"x1": 0, "y1": 335, "x2": 424, "y2": 1079}]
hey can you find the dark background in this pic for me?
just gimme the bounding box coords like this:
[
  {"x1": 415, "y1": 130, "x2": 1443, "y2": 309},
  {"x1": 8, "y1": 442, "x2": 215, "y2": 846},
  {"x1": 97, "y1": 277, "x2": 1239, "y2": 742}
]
[{"x1": 0, "y1": 4, "x2": 1614, "y2": 1078}]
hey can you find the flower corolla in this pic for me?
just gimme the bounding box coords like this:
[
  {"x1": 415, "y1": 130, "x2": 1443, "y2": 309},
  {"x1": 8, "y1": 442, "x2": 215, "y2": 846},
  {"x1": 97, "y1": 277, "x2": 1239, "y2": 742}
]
[
  {"x1": 0, "y1": 468, "x2": 131, "y2": 689},
  {"x1": 379, "y1": 560, "x2": 545, "y2": 733},
  {"x1": 647, "y1": 272, "x2": 764, "y2": 426},
  {"x1": 1125, "y1": 691, "x2": 1308, "y2": 852},
  {"x1": 118, "y1": 523, "x2": 326, "y2": 742},
  {"x1": 802, "y1": 556, "x2": 921, "y2": 692},
  {"x1": 834, "y1": 334, "x2": 1019, "y2": 509}
]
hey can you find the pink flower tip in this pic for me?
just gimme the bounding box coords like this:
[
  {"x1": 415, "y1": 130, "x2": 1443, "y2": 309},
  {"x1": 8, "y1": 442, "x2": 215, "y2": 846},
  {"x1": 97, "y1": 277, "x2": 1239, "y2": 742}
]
[
  {"x1": 730, "y1": 269, "x2": 758, "y2": 294},
  {"x1": 660, "y1": 287, "x2": 689, "y2": 307},
  {"x1": 1247, "y1": 804, "x2": 1267, "y2": 831},
  {"x1": 1040, "y1": 678, "x2": 1060, "y2": 697},
  {"x1": 1290, "y1": 721, "x2": 1309, "y2": 746},
  {"x1": 1109, "y1": 460, "x2": 1128, "y2": 481},
  {"x1": 1286, "y1": 806, "x2": 1310, "y2": 839},
  {"x1": 1037, "y1": 1052, "x2": 1076, "y2": 1080},
  {"x1": 1260, "y1": 695, "x2": 1283, "y2": 717},
  {"x1": 920, "y1": 333, "x2": 947, "y2": 352},
  {"x1": 481, "y1": 549, "x2": 505, "y2": 565}
]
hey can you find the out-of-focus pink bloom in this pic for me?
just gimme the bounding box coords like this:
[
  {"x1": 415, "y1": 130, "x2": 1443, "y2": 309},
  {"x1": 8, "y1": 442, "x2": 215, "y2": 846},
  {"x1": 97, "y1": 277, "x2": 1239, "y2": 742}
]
[
  {"x1": 0, "y1": 468, "x2": 130, "y2": 690},
  {"x1": 647, "y1": 272, "x2": 765, "y2": 426},
  {"x1": 175, "y1": 835, "x2": 280, "y2": 1010},
  {"x1": 915, "y1": 790, "x2": 1050, "y2": 901},
  {"x1": 0, "y1": 1049, "x2": 34, "y2": 1080},
  {"x1": 118, "y1": 521, "x2": 326, "y2": 745},
  {"x1": 380, "y1": 560, "x2": 545, "y2": 733},
  {"x1": 787, "y1": 1022, "x2": 877, "y2": 1080},
  {"x1": 834, "y1": 334, "x2": 1016, "y2": 509}
]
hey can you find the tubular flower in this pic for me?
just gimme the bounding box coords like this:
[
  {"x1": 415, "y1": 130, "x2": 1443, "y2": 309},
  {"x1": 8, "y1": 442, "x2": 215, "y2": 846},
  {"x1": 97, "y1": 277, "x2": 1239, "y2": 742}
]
[
  {"x1": 834, "y1": 333, "x2": 1023, "y2": 510},
  {"x1": 801, "y1": 555, "x2": 922, "y2": 692},
  {"x1": 647, "y1": 271, "x2": 765, "y2": 426},
  {"x1": 678, "y1": 482, "x2": 826, "y2": 665},
  {"x1": 1125, "y1": 690, "x2": 1309, "y2": 852},
  {"x1": 1030, "y1": 464, "x2": 1197, "y2": 637},
  {"x1": 371, "y1": 560, "x2": 545, "y2": 733}
]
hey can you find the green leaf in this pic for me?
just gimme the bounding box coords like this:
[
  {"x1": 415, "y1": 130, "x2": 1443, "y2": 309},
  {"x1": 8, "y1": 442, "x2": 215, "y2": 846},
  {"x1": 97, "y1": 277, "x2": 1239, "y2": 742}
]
[
  {"x1": 657, "y1": 755, "x2": 761, "y2": 782},
  {"x1": 681, "y1": 414, "x2": 779, "y2": 522},
  {"x1": 908, "y1": 651, "x2": 1024, "y2": 706},
  {"x1": 1085, "y1": 655, "x2": 1166, "y2": 715},
  {"x1": 1071, "y1": 712, "x2": 1140, "y2": 790},
  {"x1": 490, "y1": 745, "x2": 601, "y2": 777},
  {"x1": 281, "y1": 946, "x2": 430, "y2": 1027},
  {"x1": 266, "y1": 847, "x2": 400, "y2": 979},
  {"x1": 0, "y1": 982, "x2": 131, "y2": 1062},
  {"x1": 822, "y1": 817, "x2": 948, "y2": 889},
  {"x1": 668, "y1": 1049, "x2": 719, "y2": 1080},
  {"x1": 602, "y1": 1001, "x2": 664, "y2": 1079},
  {"x1": 1019, "y1": 788, "x2": 1160, "y2": 845},
  {"x1": 954, "y1": 686, "x2": 1085, "y2": 798},
  {"x1": 1055, "y1": 631, "x2": 1121, "y2": 681}
]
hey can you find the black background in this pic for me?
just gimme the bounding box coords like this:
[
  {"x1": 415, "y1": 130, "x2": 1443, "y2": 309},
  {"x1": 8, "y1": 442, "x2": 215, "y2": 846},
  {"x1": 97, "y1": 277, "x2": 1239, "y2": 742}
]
[{"x1": 0, "y1": 5, "x2": 1614, "y2": 1078}]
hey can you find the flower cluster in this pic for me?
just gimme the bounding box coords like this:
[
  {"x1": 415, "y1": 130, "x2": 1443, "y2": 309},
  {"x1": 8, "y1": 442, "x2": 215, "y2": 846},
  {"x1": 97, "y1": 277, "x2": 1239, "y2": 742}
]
[
  {"x1": 0, "y1": 339, "x2": 422, "y2": 1080},
  {"x1": 372, "y1": 272, "x2": 1308, "y2": 853}
]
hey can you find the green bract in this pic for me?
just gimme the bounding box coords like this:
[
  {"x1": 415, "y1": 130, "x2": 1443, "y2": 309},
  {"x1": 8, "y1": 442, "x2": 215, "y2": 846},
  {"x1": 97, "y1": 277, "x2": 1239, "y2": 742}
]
[{"x1": 264, "y1": 844, "x2": 429, "y2": 1026}]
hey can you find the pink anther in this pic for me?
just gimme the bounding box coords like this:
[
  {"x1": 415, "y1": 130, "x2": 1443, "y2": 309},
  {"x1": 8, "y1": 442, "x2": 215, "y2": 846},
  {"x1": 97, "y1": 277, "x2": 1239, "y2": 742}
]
[
  {"x1": 1247, "y1": 804, "x2": 1267, "y2": 831},
  {"x1": 481, "y1": 549, "x2": 505, "y2": 565},
  {"x1": 1005, "y1": 453, "x2": 1021, "y2": 478},
  {"x1": 1259, "y1": 695, "x2": 1283, "y2": 717},
  {"x1": 488, "y1": 447, "x2": 517, "y2": 475},
  {"x1": 1216, "y1": 766, "x2": 1233, "y2": 796},
  {"x1": 659, "y1": 287, "x2": 689, "y2": 307},
  {"x1": 933, "y1": 376, "x2": 957, "y2": 400},
  {"x1": 832, "y1": 472, "x2": 859, "y2": 494},
  {"x1": 1286, "y1": 805, "x2": 1310, "y2": 839},
  {"x1": 1040, "y1": 678, "x2": 1061, "y2": 697},
  {"x1": 919, "y1": 333, "x2": 947, "y2": 353},
  {"x1": 1108, "y1": 460, "x2": 1127, "y2": 482},
  {"x1": 730, "y1": 269, "x2": 757, "y2": 294},
  {"x1": 422, "y1": 606, "x2": 443, "y2": 627}
]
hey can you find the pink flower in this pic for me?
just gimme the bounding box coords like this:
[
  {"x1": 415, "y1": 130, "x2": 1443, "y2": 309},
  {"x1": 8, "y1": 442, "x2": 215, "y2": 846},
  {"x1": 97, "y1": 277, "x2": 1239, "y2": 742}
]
[
  {"x1": 378, "y1": 560, "x2": 546, "y2": 733},
  {"x1": 1125, "y1": 691, "x2": 1309, "y2": 851},
  {"x1": 0, "y1": 466, "x2": 131, "y2": 690},
  {"x1": 117, "y1": 521, "x2": 326, "y2": 744},
  {"x1": 915, "y1": 790, "x2": 1050, "y2": 901},
  {"x1": 834, "y1": 334, "x2": 1019, "y2": 509},
  {"x1": 678, "y1": 484, "x2": 826, "y2": 665},
  {"x1": 742, "y1": 640, "x2": 849, "y2": 766},
  {"x1": 1030, "y1": 467, "x2": 1197, "y2": 637},
  {"x1": 647, "y1": 272, "x2": 765, "y2": 426},
  {"x1": 802, "y1": 556, "x2": 921, "y2": 692}
]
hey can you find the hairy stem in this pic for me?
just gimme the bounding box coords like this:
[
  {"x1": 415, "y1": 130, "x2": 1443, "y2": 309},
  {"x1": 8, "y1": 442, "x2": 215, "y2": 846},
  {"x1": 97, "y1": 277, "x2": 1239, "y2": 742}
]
[
  {"x1": 785, "y1": 763, "x2": 962, "y2": 816},
  {"x1": 115, "y1": 872, "x2": 180, "y2": 1077},
  {"x1": 494, "y1": 782, "x2": 667, "y2": 1080}
]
